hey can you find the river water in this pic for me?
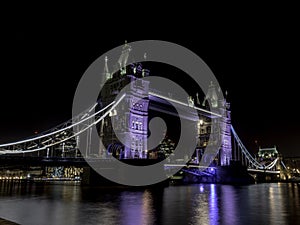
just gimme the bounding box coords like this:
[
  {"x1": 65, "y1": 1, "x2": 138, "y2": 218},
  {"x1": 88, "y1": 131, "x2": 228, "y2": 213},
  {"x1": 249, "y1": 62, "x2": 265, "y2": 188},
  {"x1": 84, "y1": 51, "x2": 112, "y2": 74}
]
[{"x1": 0, "y1": 181, "x2": 299, "y2": 225}]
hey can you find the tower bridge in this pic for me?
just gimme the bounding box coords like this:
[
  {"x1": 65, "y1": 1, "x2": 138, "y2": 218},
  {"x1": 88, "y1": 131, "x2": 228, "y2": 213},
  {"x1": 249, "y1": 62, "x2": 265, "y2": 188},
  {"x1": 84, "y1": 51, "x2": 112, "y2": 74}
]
[{"x1": 0, "y1": 43, "x2": 292, "y2": 184}]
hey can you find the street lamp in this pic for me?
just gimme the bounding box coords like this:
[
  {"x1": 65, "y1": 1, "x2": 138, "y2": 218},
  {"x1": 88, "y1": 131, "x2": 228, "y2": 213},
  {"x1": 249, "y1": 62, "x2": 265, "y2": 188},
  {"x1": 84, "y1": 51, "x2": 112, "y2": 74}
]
[
  {"x1": 196, "y1": 119, "x2": 204, "y2": 164},
  {"x1": 199, "y1": 119, "x2": 204, "y2": 126}
]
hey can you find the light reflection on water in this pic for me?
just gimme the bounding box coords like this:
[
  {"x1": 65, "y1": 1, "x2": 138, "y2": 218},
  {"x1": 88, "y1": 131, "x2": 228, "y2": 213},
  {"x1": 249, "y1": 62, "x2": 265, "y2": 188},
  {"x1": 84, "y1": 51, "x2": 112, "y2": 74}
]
[{"x1": 0, "y1": 181, "x2": 299, "y2": 225}]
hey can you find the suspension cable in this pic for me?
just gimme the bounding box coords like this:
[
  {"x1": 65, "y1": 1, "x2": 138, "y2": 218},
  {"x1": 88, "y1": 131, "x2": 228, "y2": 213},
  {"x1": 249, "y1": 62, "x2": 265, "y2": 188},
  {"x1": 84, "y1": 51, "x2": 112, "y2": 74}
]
[{"x1": 0, "y1": 94, "x2": 126, "y2": 154}]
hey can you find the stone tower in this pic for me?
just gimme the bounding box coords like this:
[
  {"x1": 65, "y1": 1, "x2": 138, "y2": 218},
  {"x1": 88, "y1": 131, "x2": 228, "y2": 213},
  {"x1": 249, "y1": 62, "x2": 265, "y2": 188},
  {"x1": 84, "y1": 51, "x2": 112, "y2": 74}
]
[
  {"x1": 219, "y1": 97, "x2": 232, "y2": 166},
  {"x1": 99, "y1": 42, "x2": 150, "y2": 159},
  {"x1": 200, "y1": 81, "x2": 232, "y2": 166}
]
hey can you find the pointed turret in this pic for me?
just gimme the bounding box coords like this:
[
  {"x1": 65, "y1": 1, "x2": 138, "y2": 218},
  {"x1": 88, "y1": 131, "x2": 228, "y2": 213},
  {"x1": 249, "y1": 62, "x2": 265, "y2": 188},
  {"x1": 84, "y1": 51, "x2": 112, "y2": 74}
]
[
  {"x1": 196, "y1": 92, "x2": 201, "y2": 105},
  {"x1": 118, "y1": 40, "x2": 132, "y2": 75},
  {"x1": 103, "y1": 56, "x2": 111, "y2": 81},
  {"x1": 202, "y1": 81, "x2": 219, "y2": 108}
]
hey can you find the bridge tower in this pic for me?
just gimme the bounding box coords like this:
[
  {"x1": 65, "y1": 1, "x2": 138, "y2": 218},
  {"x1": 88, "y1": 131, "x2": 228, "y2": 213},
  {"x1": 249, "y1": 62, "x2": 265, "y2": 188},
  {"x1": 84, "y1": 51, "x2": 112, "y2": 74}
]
[
  {"x1": 99, "y1": 42, "x2": 150, "y2": 159},
  {"x1": 200, "y1": 82, "x2": 232, "y2": 166},
  {"x1": 219, "y1": 95, "x2": 232, "y2": 166}
]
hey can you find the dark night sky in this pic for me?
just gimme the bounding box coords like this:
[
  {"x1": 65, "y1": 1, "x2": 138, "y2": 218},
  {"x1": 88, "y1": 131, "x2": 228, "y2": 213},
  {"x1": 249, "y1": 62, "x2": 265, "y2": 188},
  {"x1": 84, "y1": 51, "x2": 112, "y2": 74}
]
[{"x1": 0, "y1": 9, "x2": 299, "y2": 157}]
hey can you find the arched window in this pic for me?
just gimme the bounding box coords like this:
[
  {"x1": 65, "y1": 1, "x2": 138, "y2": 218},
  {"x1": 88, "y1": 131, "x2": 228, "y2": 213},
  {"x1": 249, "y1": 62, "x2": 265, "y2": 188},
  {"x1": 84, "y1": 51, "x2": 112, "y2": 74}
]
[{"x1": 207, "y1": 126, "x2": 211, "y2": 134}]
